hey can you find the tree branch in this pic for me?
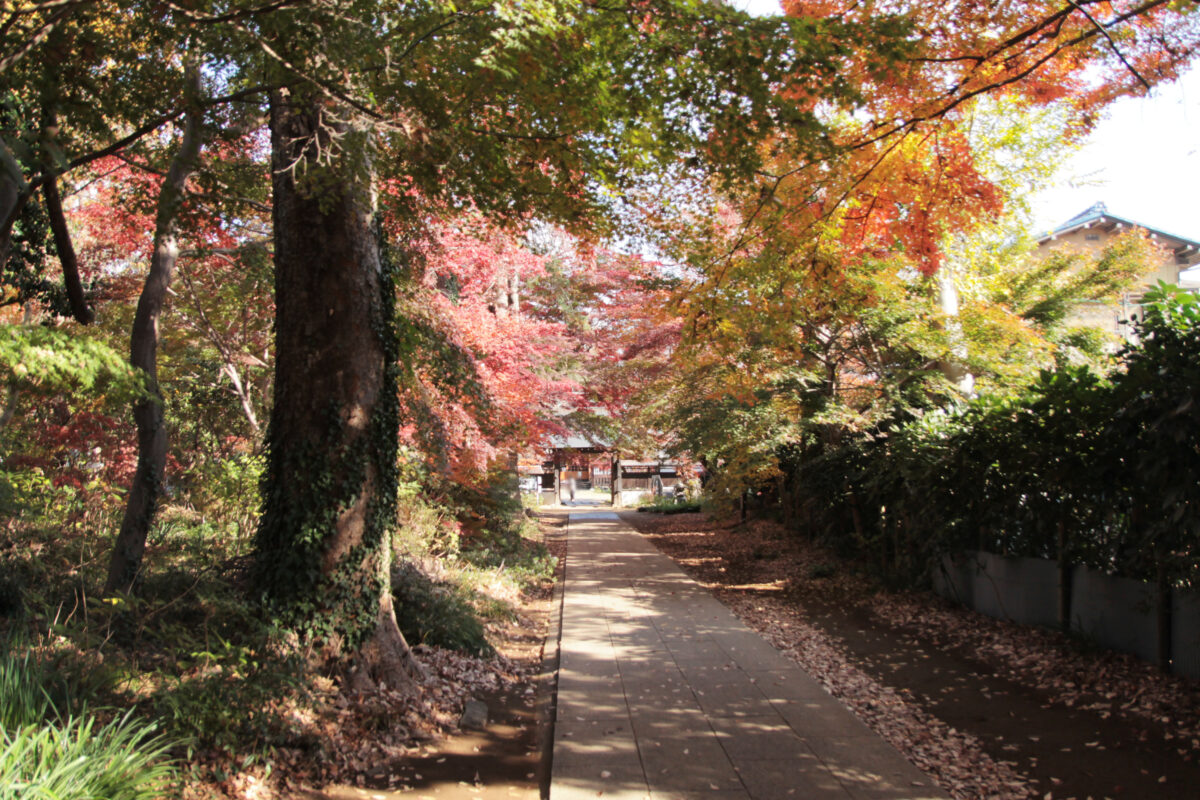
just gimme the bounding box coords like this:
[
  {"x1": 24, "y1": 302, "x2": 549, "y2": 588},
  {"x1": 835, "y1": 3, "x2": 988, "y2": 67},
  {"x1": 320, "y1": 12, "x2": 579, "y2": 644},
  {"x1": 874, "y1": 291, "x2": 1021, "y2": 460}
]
[
  {"x1": 0, "y1": 1, "x2": 87, "y2": 74},
  {"x1": 1066, "y1": 0, "x2": 1153, "y2": 91}
]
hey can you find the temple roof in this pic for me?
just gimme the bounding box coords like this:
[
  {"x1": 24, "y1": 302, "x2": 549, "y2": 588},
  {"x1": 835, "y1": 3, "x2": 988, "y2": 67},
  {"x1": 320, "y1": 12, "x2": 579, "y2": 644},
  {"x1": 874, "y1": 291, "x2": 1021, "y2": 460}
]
[{"x1": 1041, "y1": 203, "x2": 1200, "y2": 256}]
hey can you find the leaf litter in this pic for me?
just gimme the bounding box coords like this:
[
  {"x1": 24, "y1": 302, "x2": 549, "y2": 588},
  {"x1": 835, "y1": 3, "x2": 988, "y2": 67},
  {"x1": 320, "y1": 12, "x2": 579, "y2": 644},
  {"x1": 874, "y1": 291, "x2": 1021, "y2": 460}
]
[{"x1": 625, "y1": 511, "x2": 1200, "y2": 800}]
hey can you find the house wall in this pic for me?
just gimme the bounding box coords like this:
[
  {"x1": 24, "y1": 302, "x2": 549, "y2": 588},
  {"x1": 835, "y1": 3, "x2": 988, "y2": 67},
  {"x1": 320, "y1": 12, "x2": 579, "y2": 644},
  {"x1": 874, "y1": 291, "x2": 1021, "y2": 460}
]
[
  {"x1": 1043, "y1": 228, "x2": 1188, "y2": 288},
  {"x1": 1038, "y1": 225, "x2": 1200, "y2": 338}
]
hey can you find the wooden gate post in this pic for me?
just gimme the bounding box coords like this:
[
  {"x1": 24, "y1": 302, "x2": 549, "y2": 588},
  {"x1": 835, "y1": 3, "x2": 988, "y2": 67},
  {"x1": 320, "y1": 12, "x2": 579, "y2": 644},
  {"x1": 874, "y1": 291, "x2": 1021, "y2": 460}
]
[
  {"x1": 553, "y1": 449, "x2": 562, "y2": 505},
  {"x1": 613, "y1": 456, "x2": 622, "y2": 508}
]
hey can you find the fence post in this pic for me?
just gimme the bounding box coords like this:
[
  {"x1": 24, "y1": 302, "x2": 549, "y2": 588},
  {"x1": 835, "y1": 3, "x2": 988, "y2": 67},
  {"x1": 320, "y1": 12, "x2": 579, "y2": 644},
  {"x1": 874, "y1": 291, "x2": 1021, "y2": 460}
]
[
  {"x1": 1057, "y1": 519, "x2": 1072, "y2": 632},
  {"x1": 1156, "y1": 550, "x2": 1173, "y2": 672}
]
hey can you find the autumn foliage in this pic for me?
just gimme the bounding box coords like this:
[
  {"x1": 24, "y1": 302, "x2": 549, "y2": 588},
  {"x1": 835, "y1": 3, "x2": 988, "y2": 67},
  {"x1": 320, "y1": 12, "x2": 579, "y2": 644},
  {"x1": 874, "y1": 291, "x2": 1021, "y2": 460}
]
[{"x1": 725, "y1": 0, "x2": 1200, "y2": 275}]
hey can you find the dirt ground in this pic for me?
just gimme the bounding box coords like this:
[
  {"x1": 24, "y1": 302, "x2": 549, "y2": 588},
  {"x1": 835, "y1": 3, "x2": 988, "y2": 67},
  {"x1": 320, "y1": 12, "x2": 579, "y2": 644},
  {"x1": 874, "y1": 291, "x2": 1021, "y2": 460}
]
[
  {"x1": 620, "y1": 510, "x2": 1200, "y2": 800},
  {"x1": 306, "y1": 511, "x2": 568, "y2": 800}
]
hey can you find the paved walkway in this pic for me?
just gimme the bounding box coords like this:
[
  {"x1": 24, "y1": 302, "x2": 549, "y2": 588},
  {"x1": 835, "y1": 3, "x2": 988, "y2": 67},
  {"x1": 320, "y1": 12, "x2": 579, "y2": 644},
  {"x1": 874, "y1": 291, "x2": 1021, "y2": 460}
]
[{"x1": 550, "y1": 511, "x2": 949, "y2": 800}]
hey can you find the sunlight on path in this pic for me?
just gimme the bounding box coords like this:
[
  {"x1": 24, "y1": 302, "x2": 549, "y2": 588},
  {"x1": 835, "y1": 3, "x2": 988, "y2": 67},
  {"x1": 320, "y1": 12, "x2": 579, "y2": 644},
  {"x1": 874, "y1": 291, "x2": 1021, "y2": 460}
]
[{"x1": 550, "y1": 514, "x2": 949, "y2": 799}]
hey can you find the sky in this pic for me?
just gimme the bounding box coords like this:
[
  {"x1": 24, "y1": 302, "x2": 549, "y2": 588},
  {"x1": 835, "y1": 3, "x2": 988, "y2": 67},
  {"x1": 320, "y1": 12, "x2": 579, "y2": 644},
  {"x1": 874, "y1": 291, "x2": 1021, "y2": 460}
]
[
  {"x1": 1030, "y1": 68, "x2": 1200, "y2": 242},
  {"x1": 728, "y1": 0, "x2": 1200, "y2": 243}
]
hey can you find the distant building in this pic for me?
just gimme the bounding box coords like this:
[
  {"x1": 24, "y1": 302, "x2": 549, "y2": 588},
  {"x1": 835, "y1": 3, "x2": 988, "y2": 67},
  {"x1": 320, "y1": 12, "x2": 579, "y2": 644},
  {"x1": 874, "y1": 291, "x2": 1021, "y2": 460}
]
[
  {"x1": 1037, "y1": 203, "x2": 1200, "y2": 338},
  {"x1": 519, "y1": 430, "x2": 684, "y2": 507}
]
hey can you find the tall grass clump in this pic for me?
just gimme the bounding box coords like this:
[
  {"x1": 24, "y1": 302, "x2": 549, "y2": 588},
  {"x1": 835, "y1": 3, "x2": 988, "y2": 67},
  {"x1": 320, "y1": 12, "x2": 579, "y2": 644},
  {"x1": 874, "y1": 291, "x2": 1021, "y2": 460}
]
[
  {"x1": 0, "y1": 648, "x2": 53, "y2": 730},
  {"x1": 0, "y1": 646, "x2": 177, "y2": 799},
  {"x1": 0, "y1": 712, "x2": 176, "y2": 800}
]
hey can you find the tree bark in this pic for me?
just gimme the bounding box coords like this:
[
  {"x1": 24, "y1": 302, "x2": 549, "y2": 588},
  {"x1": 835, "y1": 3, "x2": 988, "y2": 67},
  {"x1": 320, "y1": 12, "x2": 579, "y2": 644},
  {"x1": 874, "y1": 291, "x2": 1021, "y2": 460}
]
[
  {"x1": 613, "y1": 456, "x2": 622, "y2": 508},
  {"x1": 253, "y1": 87, "x2": 421, "y2": 687},
  {"x1": 0, "y1": 141, "x2": 30, "y2": 268},
  {"x1": 104, "y1": 72, "x2": 203, "y2": 594},
  {"x1": 610, "y1": 454, "x2": 618, "y2": 507},
  {"x1": 937, "y1": 266, "x2": 974, "y2": 395},
  {"x1": 42, "y1": 172, "x2": 94, "y2": 324}
]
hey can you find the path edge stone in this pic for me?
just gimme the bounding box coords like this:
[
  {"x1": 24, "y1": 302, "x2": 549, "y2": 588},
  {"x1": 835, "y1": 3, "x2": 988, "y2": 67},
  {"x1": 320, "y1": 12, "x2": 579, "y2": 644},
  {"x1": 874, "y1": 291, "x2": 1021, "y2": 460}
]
[{"x1": 536, "y1": 511, "x2": 569, "y2": 799}]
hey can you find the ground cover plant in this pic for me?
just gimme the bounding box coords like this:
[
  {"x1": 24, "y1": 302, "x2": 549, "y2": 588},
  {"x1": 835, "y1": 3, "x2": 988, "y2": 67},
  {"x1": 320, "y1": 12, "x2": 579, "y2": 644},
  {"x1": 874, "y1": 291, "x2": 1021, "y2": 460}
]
[{"x1": 0, "y1": 463, "x2": 559, "y2": 797}]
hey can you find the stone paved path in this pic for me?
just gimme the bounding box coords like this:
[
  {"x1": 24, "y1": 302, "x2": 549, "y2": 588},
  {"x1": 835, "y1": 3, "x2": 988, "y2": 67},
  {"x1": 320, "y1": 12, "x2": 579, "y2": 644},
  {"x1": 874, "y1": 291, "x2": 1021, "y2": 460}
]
[{"x1": 550, "y1": 510, "x2": 950, "y2": 800}]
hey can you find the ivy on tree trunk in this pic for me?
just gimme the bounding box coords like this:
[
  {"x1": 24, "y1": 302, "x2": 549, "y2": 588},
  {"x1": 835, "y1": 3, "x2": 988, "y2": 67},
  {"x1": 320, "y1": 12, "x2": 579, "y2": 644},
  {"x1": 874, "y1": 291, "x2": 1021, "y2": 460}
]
[{"x1": 254, "y1": 87, "x2": 420, "y2": 687}]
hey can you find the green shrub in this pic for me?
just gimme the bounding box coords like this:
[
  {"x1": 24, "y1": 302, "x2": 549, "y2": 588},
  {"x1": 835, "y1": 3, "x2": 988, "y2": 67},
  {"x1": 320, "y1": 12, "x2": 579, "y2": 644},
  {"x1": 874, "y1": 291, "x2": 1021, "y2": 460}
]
[
  {"x1": 392, "y1": 563, "x2": 493, "y2": 656},
  {"x1": 637, "y1": 497, "x2": 703, "y2": 514},
  {"x1": 189, "y1": 452, "x2": 264, "y2": 544},
  {"x1": 778, "y1": 282, "x2": 1200, "y2": 589}
]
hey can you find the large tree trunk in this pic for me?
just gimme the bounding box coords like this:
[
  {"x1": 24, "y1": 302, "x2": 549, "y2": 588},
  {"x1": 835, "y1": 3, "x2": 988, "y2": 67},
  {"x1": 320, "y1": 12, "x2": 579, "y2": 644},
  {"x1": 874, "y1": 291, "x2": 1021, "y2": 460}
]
[
  {"x1": 105, "y1": 72, "x2": 203, "y2": 594},
  {"x1": 254, "y1": 87, "x2": 421, "y2": 688}
]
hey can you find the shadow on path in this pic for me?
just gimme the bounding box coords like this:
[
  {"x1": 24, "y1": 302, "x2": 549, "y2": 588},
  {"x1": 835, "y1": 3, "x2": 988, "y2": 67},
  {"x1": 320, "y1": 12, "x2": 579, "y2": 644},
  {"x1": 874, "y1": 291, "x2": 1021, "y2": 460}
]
[{"x1": 550, "y1": 512, "x2": 948, "y2": 800}]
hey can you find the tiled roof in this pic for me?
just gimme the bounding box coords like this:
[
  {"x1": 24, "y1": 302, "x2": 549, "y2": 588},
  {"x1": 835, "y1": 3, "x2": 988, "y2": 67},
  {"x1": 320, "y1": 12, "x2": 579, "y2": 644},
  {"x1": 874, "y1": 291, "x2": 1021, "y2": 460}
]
[
  {"x1": 1043, "y1": 204, "x2": 1200, "y2": 251},
  {"x1": 1058, "y1": 202, "x2": 1108, "y2": 230}
]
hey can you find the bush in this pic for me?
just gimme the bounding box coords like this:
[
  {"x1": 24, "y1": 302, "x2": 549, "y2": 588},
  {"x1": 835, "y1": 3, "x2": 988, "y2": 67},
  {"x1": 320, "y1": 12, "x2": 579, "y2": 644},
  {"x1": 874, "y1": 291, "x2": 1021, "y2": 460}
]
[
  {"x1": 637, "y1": 497, "x2": 703, "y2": 514},
  {"x1": 392, "y1": 562, "x2": 493, "y2": 656},
  {"x1": 778, "y1": 282, "x2": 1200, "y2": 588}
]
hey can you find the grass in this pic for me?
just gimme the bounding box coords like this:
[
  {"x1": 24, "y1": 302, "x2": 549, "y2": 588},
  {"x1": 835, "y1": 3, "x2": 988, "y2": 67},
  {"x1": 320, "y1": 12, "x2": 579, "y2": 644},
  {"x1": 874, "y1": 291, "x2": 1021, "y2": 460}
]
[{"x1": 0, "y1": 644, "x2": 178, "y2": 800}]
